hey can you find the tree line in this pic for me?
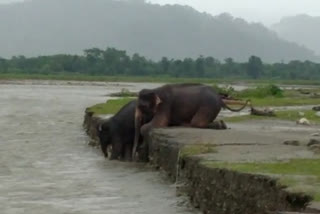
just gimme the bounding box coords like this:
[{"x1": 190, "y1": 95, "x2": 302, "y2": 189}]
[{"x1": 0, "y1": 47, "x2": 320, "y2": 80}]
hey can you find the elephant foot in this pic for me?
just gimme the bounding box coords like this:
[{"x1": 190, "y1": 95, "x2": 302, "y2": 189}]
[
  {"x1": 123, "y1": 154, "x2": 133, "y2": 162},
  {"x1": 104, "y1": 144, "x2": 113, "y2": 159},
  {"x1": 137, "y1": 142, "x2": 149, "y2": 162},
  {"x1": 181, "y1": 123, "x2": 192, "y2": 127},
  {"x1": 208, "y1": 120, "x2": 228, "y2": 130},
  {"x1": 132, "y1": 151, "x2": 140, "y2": 162},
  {"x1": 123, "y1": 144, "x2": 133, "y2": 162},
  {"x1": 120, "y1": 156, "x2": 132, "y2": 162}
]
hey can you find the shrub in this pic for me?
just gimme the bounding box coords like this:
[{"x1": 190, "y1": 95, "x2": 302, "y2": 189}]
[
  {"x1": 239, "y1": 84, "x2": 283, "y2": 98},
  {"x1": 212, "y1": 84, "x2": 236, "y2": 96}
]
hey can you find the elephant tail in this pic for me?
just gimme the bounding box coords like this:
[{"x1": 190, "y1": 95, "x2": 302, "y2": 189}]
[{"x1": 222, "y1": 99, "x2": 251, "y2": 112}]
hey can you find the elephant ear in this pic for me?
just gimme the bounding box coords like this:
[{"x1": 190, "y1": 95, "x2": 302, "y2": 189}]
[
  {"x1": 99, "y1": 119, "x2": 111, "y2": 132},
  {"x1": 155, "y1": 95, "x2": 162, "y2": 106},
  {"x1": 98, "y1": 124, "x2": 103, "y2": 132}
]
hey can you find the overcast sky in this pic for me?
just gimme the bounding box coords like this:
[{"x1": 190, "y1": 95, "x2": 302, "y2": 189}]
[
  {"x1": 148, "y1": 0, "x2": 320, "y2": 25},
  {"x1": 1, "y1": 0, "x2": 320, "y2": 26}
]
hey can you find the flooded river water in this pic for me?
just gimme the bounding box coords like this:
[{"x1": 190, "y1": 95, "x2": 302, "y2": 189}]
[{"x1": 0, "y1": 81, "x2": 197, "y2": 214}]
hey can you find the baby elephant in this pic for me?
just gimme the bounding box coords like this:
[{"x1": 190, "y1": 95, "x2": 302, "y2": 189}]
[{"x1": 98, "y1": 100, "x2": 152, "y2": 161}]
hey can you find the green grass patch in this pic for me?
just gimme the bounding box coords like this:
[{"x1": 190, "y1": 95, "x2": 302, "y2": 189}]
[
  {"x1": 109, "y1": 88, "x2": 137, "y2": 97},
  {"x1": 202, "y1": 159, "x2": 320, "y2": 201},
  {"x1": 86, "y1": 98, "x2": 134, "y2": 115},
  {"x1": 0, "y1": 73, "x2": 222, "y2": 83},
  {"x1": 203, "y1": 159, "x2": 320, "y2": 176},
  {"x1": 2, "y1": 73, "x2": 320, "y2": 86},
  {"x1": 213, "y1": 84, "x2": 320, "y2": 107},
  {"x1": 238, "y1": 79, "x2": 320, "y2": 86},
  {"x1": 213, "y1": 84, "x2": 284, "y2": 99},
  {"x1": 278, "y1": 176, "x2": 320, "y2": 201},
  {"x1": 224, "y1": 115, "x2": 260, "y2": 123},
  {"x1": 238, "y1": 84, "x2": 284, "y2": 98},
  {"x1": 225, "y1": 110, "x2": 320, "y2": 123},
  {"x1": 250, "y1": 97, "x2": 320, "y2": 107},
  {"x1": 276, "y1": 110, "x2": 320, "y2": 122},
  {"x1": 180, "y1": 144, "x2": 216, "y2": 158}
]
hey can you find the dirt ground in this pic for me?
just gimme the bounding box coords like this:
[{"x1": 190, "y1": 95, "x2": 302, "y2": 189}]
[
  {"x1": 153, "y1": 119, "x2": 320, "y2": 162},
  {"x1": 151, "y1": 119, "x2": 320, "y2": 210}
]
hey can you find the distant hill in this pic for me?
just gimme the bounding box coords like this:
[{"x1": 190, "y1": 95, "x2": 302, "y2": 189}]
[
  {"x1": 272, "y1": 14, "x2": 320, "y2": 55},
  {"x1": 0, "y1": 0, "x2": 318, "y2": 62}
]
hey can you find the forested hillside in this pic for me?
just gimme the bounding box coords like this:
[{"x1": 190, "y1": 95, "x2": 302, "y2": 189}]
[
  {"x1": 0, "y1": 0, "x2": 318, "y2": 62},
  {"x1": 272, "y1": 14, "x2": 320, "y2": 55}
]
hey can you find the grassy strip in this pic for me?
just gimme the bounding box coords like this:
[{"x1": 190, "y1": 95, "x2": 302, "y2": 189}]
[
  {"x1": 250, "y1": 97, "x2": 320, "y2": 107},
  {"x1": 86, "y1": 98, "x2": 134, "y2": 115},
  {"x1": 202, "y1": 159, "x2": 320, "y2": 201},
  {"x1": 180, "y1": 144, "x2": 216, "y2": 158},
  {"x1": 217, "y1": 84, "x2": 320, "y2": 107},
  {"x1": 203, "y1": 159, "x2": 320, "y2": 177},
  {"x1": 225, "y1": 110, "x2": 320, "y2": 123},
  {"x1": 224, "y1": 115, "x2": 264, "y2": 123},
  {"x1": 0, "y1": 73, "x2": 221, "y2": 83},
  {"x1": 1, "y1": 73, "x2": 320, "y2": 85},
  {"x1": 276, "y1": 110, "x2": 320, "y2": 122}
]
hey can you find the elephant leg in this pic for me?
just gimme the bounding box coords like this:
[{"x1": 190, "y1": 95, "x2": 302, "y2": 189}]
[
  {"x1": 110, "y1": 137, "x2": 123, "y2": 160},
  {"x1": 190, "y1": 107, "x2": 216, "y2": 128},
  {"x1": 137, "y1": 136, "x2": 149, "y2": 162},
  {"x1": 123, "y1": 143, "x2": 132, "y2": 162},
  {"x1": 141, "y1": 111, "x2": 170, "y2": 136},
  {"x1": 100, "y1": 142, "x2": 108, "y2": 158},
  {"x1": 177, "y1": 122, "x2": 191, "y2": 127}
]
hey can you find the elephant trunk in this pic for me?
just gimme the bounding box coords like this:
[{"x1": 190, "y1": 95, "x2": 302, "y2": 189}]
[
  {"x1": 222, "y1": 99, "x2": 251, "y2": 112},
  {"x1": 132, "y1": 107, "x2": 142, "y2": 160}
]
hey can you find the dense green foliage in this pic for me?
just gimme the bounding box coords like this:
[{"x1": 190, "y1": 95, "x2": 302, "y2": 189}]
[
  {"x1": 238, "y1": 84, "x2": 284, "y2": 98},
  {"x1": 1, "y1": 48, "x2": 320, "y2": 80}
]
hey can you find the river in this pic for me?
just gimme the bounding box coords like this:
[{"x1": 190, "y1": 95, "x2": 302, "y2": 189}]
[{"x1": 0, "y1": 81, "x2": 197, "y2": 214}]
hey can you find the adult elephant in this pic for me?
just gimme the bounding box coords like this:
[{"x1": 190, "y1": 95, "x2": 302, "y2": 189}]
[
  {"x1": 132, "y1": 83, "x2": 250, "y2": 158},
  {"x1": 98, "y1": 100, "x2": 152, "y2": 161}
]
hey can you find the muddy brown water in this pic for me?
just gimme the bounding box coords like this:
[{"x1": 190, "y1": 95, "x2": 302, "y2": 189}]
[{"x1": 0, "y1": 81, "x2": 197, "y2": 214}]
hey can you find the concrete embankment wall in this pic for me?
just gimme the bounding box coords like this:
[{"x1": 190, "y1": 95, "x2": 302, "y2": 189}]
[
  {"x1": 84, "y1": 112, "x2": 317, "y2": 214},
  {"x1": 146, "y1": 131, "x2": 314, "y2": 214}
]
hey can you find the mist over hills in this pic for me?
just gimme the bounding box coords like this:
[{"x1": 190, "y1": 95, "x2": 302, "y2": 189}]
[
  {"x1": 272, "y1": 14, "x2": 320, "y2": 56},
  {"x1": 0, "y1": 0, "x2": 318, "y2": 62}
]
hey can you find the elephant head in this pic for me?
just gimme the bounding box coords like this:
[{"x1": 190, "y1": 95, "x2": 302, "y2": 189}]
[
  {"x1": 137, "y1": 89, "x2": 162, "y2": 115},
  {"x1": 132, "y1": 89, "x2": 162, "y2": 160},
  {"x1": 98, "y1": 120, "x2": 124, "y2": 160}
]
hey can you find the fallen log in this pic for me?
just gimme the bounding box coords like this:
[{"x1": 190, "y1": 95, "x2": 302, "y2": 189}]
[
  {"x1": 250, "y1": 107, "x2": 276, "y2": 117},
  {"x1": 312, "y1": 106, "x2": 320, "y2": 111}
]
